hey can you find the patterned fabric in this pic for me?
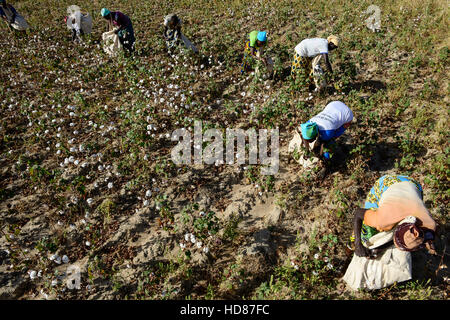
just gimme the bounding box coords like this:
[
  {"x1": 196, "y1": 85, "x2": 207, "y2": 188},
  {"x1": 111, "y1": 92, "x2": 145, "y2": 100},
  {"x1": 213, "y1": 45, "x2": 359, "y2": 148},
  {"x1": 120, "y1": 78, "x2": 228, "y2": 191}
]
[
  {"x1": 361, "y1": 175, "x2": 423, "y2": 243},
  {"x1": 291, "y1": 52, "x2": 314, "y2": 82},
  {"x1": 241, "y1": 39, "x2": 261, "y2": 73},
  {"x1": 164, "y1": 27, "x2": 181, "y2": 50}
]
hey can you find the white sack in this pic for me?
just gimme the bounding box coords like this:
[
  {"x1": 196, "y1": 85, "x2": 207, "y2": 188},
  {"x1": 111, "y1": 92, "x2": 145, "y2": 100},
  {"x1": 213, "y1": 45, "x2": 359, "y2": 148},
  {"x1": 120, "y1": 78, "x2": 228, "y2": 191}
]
[{"x1": 102, "y1": 30, "x2": 122, "y2": 56}]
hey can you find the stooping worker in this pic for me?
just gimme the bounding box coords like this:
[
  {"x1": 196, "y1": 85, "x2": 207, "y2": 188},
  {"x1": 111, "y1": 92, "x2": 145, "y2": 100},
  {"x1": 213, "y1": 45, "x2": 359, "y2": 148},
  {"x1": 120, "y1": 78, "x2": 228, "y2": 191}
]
[
  {"x1": 0, "y1": 0, "x2": 29, "y2": 32},
  {"x1": 163, "y1": 13, "x2": 198, "y2": 55},
  {"x1": 64, "y1": 6, "x2": 92, "y2": 42},
  {"x1": 291, "y1": 35, "x2": 339, "y2": 89},
  {"x1": 343, "y1": 174, "x2": 437, "y2": 290},
  {"x1": 298, "y1": 100, "x2": 353, "y2": 164},
  {"x1": 101, "y1": 8, "x2": 135, "y2": 53},
  {"x1": 240, "y1": 30, "x2": 272, "y2": 75}
]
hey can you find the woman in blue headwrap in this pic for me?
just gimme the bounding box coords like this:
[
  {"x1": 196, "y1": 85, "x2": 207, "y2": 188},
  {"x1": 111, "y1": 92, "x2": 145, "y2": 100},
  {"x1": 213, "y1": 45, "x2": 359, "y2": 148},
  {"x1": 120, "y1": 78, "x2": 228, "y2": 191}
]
[
  {"x1": 101, "y1": 8, "x2": 135, "y2": 53},
  {"x1": 241, "y1": 30, "x2": 269, "y2": 74}
]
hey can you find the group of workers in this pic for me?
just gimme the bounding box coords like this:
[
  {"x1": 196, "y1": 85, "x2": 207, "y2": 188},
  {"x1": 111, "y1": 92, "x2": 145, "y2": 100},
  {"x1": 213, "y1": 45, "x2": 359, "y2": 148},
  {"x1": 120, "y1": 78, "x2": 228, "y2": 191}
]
[{"x1": 3, "y1": 2, "x2": 439, "y2": 293}]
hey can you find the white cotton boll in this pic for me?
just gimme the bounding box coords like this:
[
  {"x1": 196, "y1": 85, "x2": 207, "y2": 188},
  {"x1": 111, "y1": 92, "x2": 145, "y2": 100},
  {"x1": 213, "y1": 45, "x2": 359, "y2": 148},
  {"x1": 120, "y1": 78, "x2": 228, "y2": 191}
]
[
  {"x1": 145, "y1": 190, "x2": 152, "y2": 198},
  {"x1": 85, "y1": 241, "x2": 91, "y2": 247},
  {"x1": 74, "y1": 160, "x2": 79, "y2": 166},
  {"x1": 107, "y1": 182, "x2": 113, "y2": 189},
  {"x1": 62, "y1": 255, "x2": 69, "y2": 264},
  {"x1": 190, "y1": 234, "x2": 196, "y2": 243},
  {"x1": 203, "y1": 247, "x2": 209, "y2": 254},
  {"x1": 51, "y1": 279, "x2": 58, "y2": 287},
  {"x1": 184, "y1": 233, "x2": 191, "y2": 241},
  {"x1": 143, "y1": 200, "x2": 149, "y2": 206},
  {"x1": 98, "y1": 165, "x2": 104, "y2": 171},
  {"x1": 29, "y1": 270, "x2": 37, "y2": 280},
  {"x1": 64, "y1": 158, "x2": 70, "y2": 165},
  {"x1": 87, "y1": 198, "x2": 93, "y2": 206},
  {"x1": 180, "y1": 243, "x2": 186, "y2": 249},
  {"x1": 196, "y1": 241, "x2": 202, "y2": 248}
]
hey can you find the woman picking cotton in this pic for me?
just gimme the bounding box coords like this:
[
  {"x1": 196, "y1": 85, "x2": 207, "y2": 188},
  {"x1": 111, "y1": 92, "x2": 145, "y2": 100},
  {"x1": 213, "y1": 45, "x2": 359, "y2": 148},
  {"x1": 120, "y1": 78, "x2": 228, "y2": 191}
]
[
  {"x1": 64, "y1": 5, "x2": 92, "y2": 43},
  {"x1": 291, "y1": 35, "x2": 339, "y2": 90},
  {"x1": 163, "y1": 14, "x2": 198, "y2": 55},
  {"x1": 343, "y1": 174, "x2": 437, "y2": 290},
  {"x1": 241, "y1": 30, "x2": 273, "y2": 76},
  {"x1": 101, "y1": 8, "x2": 135, "y2": 54},
  {"x1": 0, "y1": 0, "x2": 30, "y2": 33},
  {"x1": 290, "y1": 100, "x2": 353, "y2": 175}
]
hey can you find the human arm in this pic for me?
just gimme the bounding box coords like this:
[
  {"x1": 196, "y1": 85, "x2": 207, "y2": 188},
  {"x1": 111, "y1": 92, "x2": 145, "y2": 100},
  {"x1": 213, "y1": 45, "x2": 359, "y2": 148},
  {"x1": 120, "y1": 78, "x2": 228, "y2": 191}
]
[
  {"x1": 353, "y1": 208, "x2": 372, "y2": 257},
  {"x1": 321, "y1": 53, "x2": 332, "y2": 73},
  {"x1": 9, "y1": 5, "x2": 16, "y2": 24}
]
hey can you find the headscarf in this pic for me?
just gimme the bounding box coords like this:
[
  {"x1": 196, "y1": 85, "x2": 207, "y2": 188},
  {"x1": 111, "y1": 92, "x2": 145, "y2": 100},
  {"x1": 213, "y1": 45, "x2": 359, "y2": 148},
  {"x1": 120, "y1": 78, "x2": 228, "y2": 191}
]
[
  {"x1": 101, "y1": 8, "x2": 110, "y2": 17},
  {"x1": 164, "y1": 13, "x2": 182, "y2": 27},
  {"x1": 257, "y1": 31, "x2": 267, "y2": 42},
  {"x1": 393, "y1": 222, "x2": 424, "y2": 252},
  {"x1": 300, "y1": 121, "x2": 318, "y2": 140},
  {"x1": 327, "y1": 34, "x2": 339, "y2": 47}
]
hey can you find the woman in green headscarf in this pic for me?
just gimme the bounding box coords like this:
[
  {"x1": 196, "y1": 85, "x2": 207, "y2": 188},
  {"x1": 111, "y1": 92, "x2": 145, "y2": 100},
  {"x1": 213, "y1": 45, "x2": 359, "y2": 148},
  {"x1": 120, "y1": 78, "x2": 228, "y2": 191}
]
[{"x1": 241, "y1": 30, "x2": 269, "y2": 74}]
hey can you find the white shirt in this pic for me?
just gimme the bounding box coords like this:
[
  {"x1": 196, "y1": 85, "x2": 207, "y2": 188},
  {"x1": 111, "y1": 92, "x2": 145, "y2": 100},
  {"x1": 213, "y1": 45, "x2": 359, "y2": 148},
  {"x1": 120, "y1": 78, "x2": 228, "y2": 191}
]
[
  {"x1": 310, "y1": 101, "x2": 353, "y2": 131},
  {"x1": 295, "y1": 38, "x2": 329, "y2": 57}
]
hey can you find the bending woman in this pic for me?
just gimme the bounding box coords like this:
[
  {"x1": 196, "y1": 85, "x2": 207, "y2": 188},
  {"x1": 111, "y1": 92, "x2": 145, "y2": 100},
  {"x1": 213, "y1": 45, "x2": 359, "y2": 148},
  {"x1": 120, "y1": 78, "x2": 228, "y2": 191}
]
[{"x1": 101, "y1": 8, "x2": 135, "y2": 53}]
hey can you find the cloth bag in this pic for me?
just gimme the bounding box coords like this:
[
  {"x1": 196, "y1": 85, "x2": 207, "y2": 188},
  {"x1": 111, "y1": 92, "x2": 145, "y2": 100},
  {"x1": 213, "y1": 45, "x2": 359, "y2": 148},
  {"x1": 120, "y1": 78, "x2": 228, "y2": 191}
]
[
  {"x1": 311, "y1": 55, "x2": 326, "y2": 91},
  {"x1": 80, "y1": 13, "x2": 92, "y2": 34},
  {"x1": 102, "y1": 30, "x2": 122, "y2": 56},
  {"x1": 10, "y1": 14, "x2": 29, "y2": 30},
  {"x1": 288, "y1": 130, "x2": 319, "y2": 169},
  {"x1": 67, "y1": 12, "x2": 92, "y2": 35},
  {"x1": 342, "y1": 216, "x2": 416, "y2": 290},
  {"x1": 180, "y1": 33, "x2": 198, "y2": 53}
]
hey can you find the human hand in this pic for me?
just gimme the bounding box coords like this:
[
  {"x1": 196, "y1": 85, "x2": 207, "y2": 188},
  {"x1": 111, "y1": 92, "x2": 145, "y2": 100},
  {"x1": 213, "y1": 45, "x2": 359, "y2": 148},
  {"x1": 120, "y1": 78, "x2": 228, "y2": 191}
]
[
  {"x1": 425, "y1": 241, "x2": 436, "y2": 255},
  {"x1": 355, "y1": 243, "x2": 371, "y2": 258}
]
